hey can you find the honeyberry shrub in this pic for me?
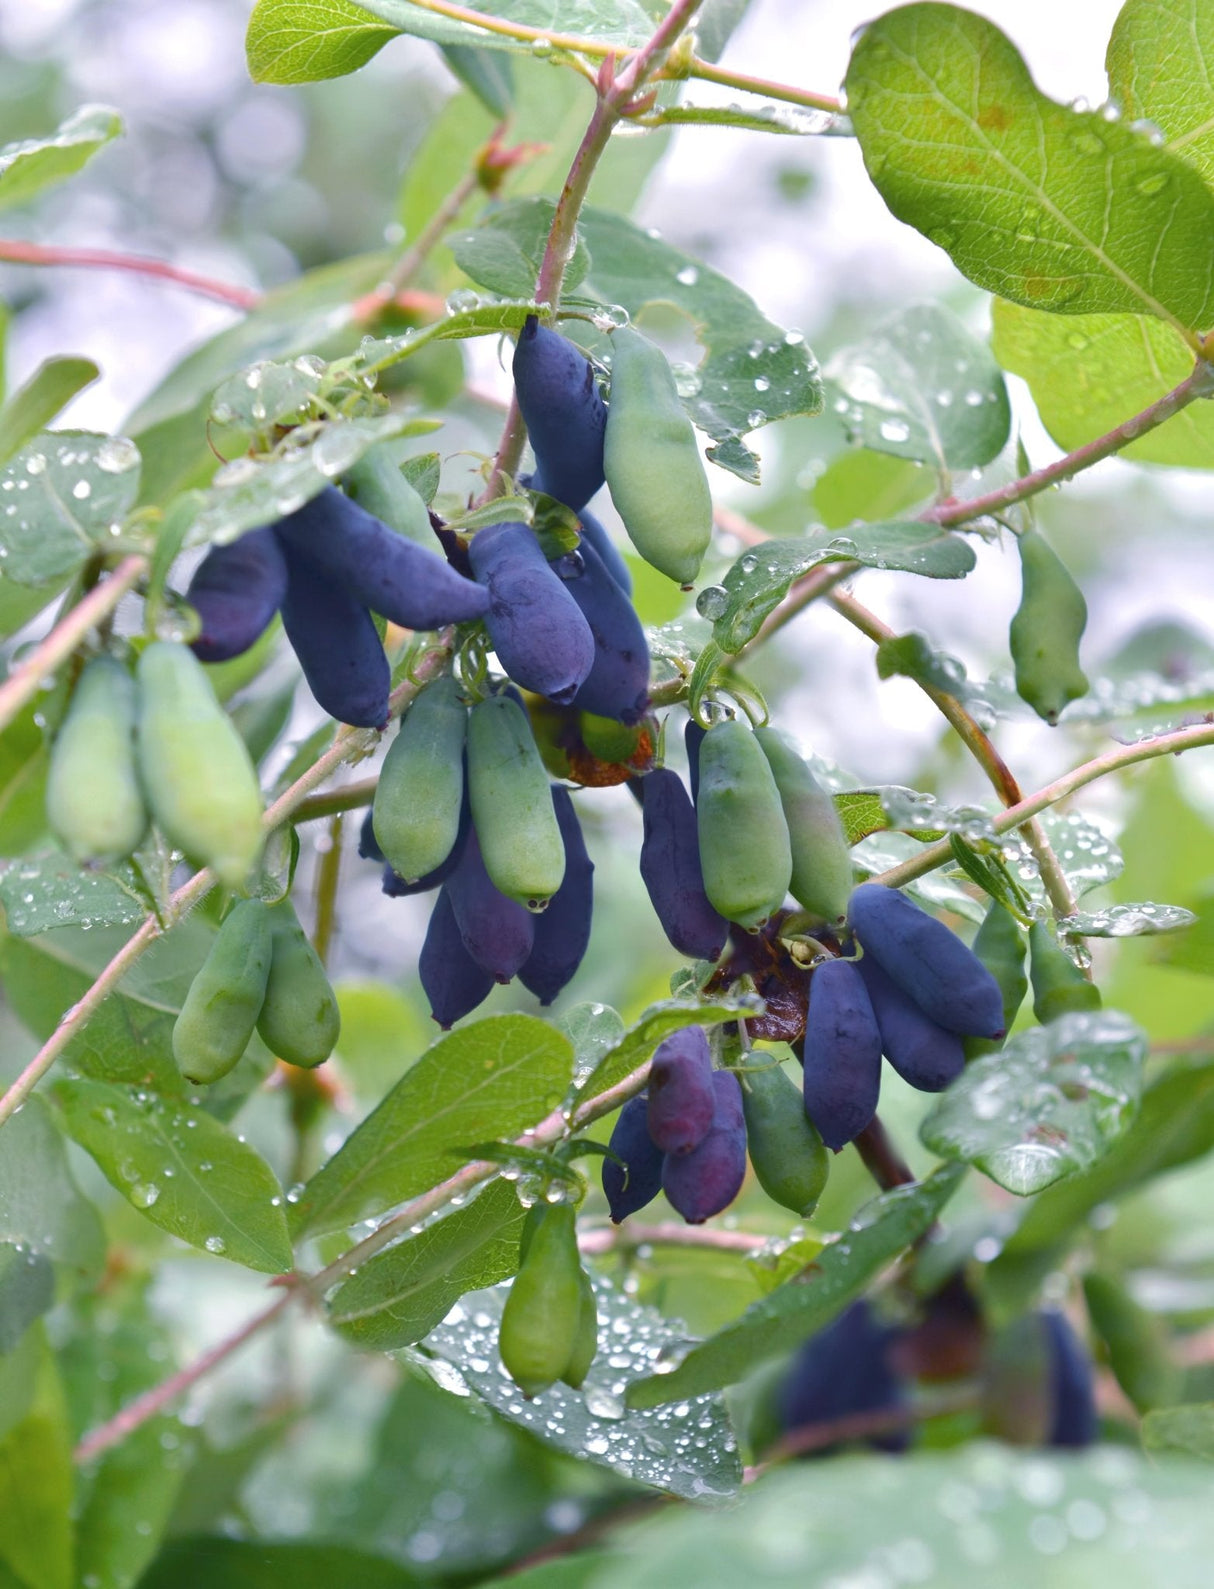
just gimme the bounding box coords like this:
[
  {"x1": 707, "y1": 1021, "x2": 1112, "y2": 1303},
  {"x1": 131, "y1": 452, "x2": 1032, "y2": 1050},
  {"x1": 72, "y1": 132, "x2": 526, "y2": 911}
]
[{"x1": 1, "y1": 0, "x2": 1214, "y2": 1580}]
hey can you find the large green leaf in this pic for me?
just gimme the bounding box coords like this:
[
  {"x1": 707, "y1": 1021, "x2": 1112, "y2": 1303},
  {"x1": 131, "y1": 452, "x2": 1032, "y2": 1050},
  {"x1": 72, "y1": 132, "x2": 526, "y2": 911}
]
[
  {"x1": 0, "y1": 1334, "x2": 72, "y2": 1589},
  {"x1": 591, "y1": 1444, "x2": 1214, "y2": 1589},
  {"x1": 0, "y1": 357, "x2": 99, "y2": 468},
  {"x1": 137, "y1": 1538, "x2": 423, "y2": 1589},
  {"x1": 921, "y1": 1009, "x2": 1146, "y2": 1196},
  {"x1": 0, "y1": 1094, "x2": 103, "y2": 1286},
  {"x1": 53, "y1": 1078, "x2": 293, "y2": 1273},
  {"x1": 0, "y1": 847, "x2": 150, "y2": 937},
  {"x1": 846, "y1": 3, "x2": 1214, "y2": 341},
  {"x1": 990, "y1": 299, "x2": 1214, "y2": 468},
  {"x1": 1107, "y1": 0, "x2": 1214, "y2": 185},
  {"x1": 625, "y1": 1162, "x2": 965, "y2": 1409},
  {"x1": 0, "y1": 105, "x2": 121, "y2": 213},
  {"x1": 417, "y1": 1272, "x2": 742, "y2": 1500},
  {"x1": 0, "y1": 432, "x2": 142, "y2": 587},
  {"x1": 291, "y1": 1014, "x2": 574, "y2": 1237},
  {"x1": 246, "y1": 0, "x2": 400, "y2": 84},
  {"x1": 327, "y1": 1179, "x2": 526, "y2": 1349},
  {"x1": 702, "y1": 522, "x2": 975, "y2": 656},
  {"x1": 826, "y1": 302, "x2": 1010, "y2": 470}
]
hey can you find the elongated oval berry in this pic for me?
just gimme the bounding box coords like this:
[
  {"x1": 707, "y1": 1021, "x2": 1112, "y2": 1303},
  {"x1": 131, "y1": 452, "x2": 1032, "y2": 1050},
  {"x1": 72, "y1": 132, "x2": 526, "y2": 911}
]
[
  {"x1": 519, "y1": 786, "x2": 594, "y2": 1005},
  {"x1": 419, "y1": 886, "x2": 494, "y2": 1028},
  {"x1": 964, "y1": 899, "x2": 1028, "y2": 1060},
  {"x1": 638, "y1": 768, "x2": 728, "y2": 961},
  {"x1": 662, "y1": 1069, "x2": 747, "y2": 1224},
  {"x1": 373, "y1": 676, "x2": 467, "y2": 882},
  {"x1": 603, "y1": 325, "x2": 713, "y2": 586},
  {"x1": 277, "y1": 541, "x2": 389, "y2": 728},
  {"x1": 562, "y1": 1267, "x2": 599, "y2": 1390},
  {"x1": 47, "y1": 655, "x2": 146, "y2": 866},
  {"x1": 342, "y1": 445, "x2": 433, "y2": 546},
  {"x1": 560, "y1": 536, "x2": 650, "y2": 725},
  {"x1": 740, "y1": 1056, "x2": 829, "y2": 1217},
  {"x1": 754, "y1": 727, "x2": 852, "y2": 928},
  {"x1": 468, "y1": 522, "x2": 595, "y2": 705},
  {"x1": 185, "y1": 526, "x2": 287, "y2": 663},
  {"x1": 1041, "y1": 1310, "x2": 1097, "y2": 1448},
  {"x1": 801, "y1": 957, "x2": 882, "y2": 1151},
  {"x1": 513, "y1": 316, "x2": 606, "y2": 514},
  {"x1": 256, "y1": 899, "x2": 341, "y2": 1068},
  {"x1": 276, "y1": 487, "x2": 488, "y2": 630},
  {"x1": 578, "y1": 507, "x2": 632, "y2": 595},
  {"x1": 602, "y1": 1094, "x2": 664, "y2": 1223},
  {"x1": 381, "y1": 800, "x2": 470, "y2": 898},
  {"x1": 445, "y1": 825, "x2": 535, "y2": 982},
  {"x1": 647, "y1": 1026, "x2": 716, "y2": 1156},
  {"x1": 1028, "y1": 921, "x2": 1102, "y2": 1024},
  {"x1": 1010, "y1": 530, "x2": 1089, "y2": 725},
  {"x1": 697, "y1": 719, "x2": 793, "y2": 929},
  {"x1": 499, "y1": 1201, "x2": 584, "y2": 1397},
  {"x1": 466, "y1": 694, "x2": 565, "y2": 908},
  {"x1": 136, "y1": 642, "x2": 264, "y2": 888},
  {"x1": 857, "y1": 951, "x2": 965, "y2": 1093},
  {"x1": 846, "y1": 883, "x2": 1005, "y2": 1039},
  {"x1": 173, "y1": 899, "x2": 273, "y2": 1085},
  {"x1": 779, "y1": 1300, "x2": 908, "y2": 1453}
]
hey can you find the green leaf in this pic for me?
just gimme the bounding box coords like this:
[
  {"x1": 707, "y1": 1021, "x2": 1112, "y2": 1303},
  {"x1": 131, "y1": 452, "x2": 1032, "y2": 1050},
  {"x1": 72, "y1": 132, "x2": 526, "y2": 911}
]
[
  {"x1": 0, "y1": 1333, "x2": 72, "y2": 1589},
  {"x1": 291, "y1": 1014, "x2": 574, "y2": 1237},
  {"x1": 137, "y1": 1538, "x2": 424, "y2": 1589},
  {"x1": 0, "y1": 704, "x2": 51, "y2": 857},
  {"x1": 0, "y1": 1095, "x2": 103, "y2": 1286},
  {"x1": 625, "y1": 1162, "x2": 965, "y2": 1409},
  {"x1": 1142, "y1": 1403, "x2": 1214, "y2": 1462},
  {"x1": 0, "y1": 357, "x2": 99, "y2": 468},
  {"x1": 1107, "y1": 0, "x2": 1214, "y2": 186},
  {"x1": 475, "y1": 1558, "x2": 616, "y2": 1589},
  {"x1": 579, "y1": 206, "x2": 824, "y2": 454},
  {"x1": 1063, "y1": 902, "x2": 1197, "y2": 937},
  {"x1": 327, "y1": 1179, "x2": 525, "y2": 1349},
  {"x1": 246, "y1": 0, "x2": 400, "y2": 85},
  {"x1": 0, "y1": 432, "x2": 142, "y2": 586},
  {"x1": 990, "y1": 300, "x2": 1214, "y2": 469},
  {"x1": 812, "y1": 447, "x2": 929, "y2": 528},
  {"x1": 0, "y1": 105, "x2": 121, "y2": 213},
  {"x1": 441, "y1": 45, "x2": 515, "y2": 118},
  {"x1": 209, "y1": 356, "x2": 326, "y2": 431},
  {"x1": 449, "y1": 198, "x2": 590, "y2": 299},
  {"x1": 574, "y1": 997, "x2": 754, "y2": 1103},
  {"x1": 355, "y1": 0, "x2": 657, "y2": 51},
  {"x1": 845, "y1": 3, "x2": 1214, "y2": 341},
  {"x1": 0, "y1": 847, "x2": 152, "y2": 937},
  {"x1": 706, "y1": 523, "x2": 975, "y2": 655},
  {"x1": 557, "y1": 1000, "x2": 626, "y2": 1083},
  {"x1": 52, "y1": 1077, "x2": 293, "y2": 1273},
  {"x1": 920, "y1": 1009, "x2": 1146, "y2": 1195},
  {"x1": 826, "y1": 303, "x2": 1010, "y2": 469},
  {"x1": 417, "y1": 1273, "x2": 742, "y2": 1500},
  {"x1": 0, "y1": 1247, "x2": 54, "y2": 1352},
  {"x1": 589, "y1": 1444, "x2": 1214, "y2": 1589},
  {"x1": 831, "y1": 787, "x2": 945, "y2": 846},
  {"x1": 652, "y1": 101, "x2": 847, "y2": 136},
  {"x1": 1007, "y1": 1048, "x2": 1214, "y2": 1252}
]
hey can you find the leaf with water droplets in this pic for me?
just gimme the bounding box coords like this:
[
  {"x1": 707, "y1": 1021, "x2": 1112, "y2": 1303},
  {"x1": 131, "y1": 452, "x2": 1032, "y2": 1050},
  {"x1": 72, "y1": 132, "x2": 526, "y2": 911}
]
[
  {"x1": 920, "y1": 1009, "x2": 1147, "y2": 1196},
  {"x1": 0, "y1": 846, "x2": 151, "y2": 938},
  {"x1": 847, "y1": 5, "x2": 1214, "y2": 341},
  {"x1": 0, "y1": 358, "x2": 100, "y2": 469},
  {"x1": 52, "y1": 1077, "x2": 293, "y2": 1272},
  {"x1": 574, "y1": 997, "x2": 756, "y2": 1104},
  {"x1": 826, "y1": 302, "x2": 1010, "y2": 470},
  {"x1": 626, "y1": 1163, "x2": 965, "y2": 1409},
  {"x1": 209, "y1": 356, "x2": 326, "y2": 433},
  {"x1": 416, "y1": 1273, "x2": 742, "y2": 1500},
  {"x1": 0, "y1": 432, "x2": 142, "y2": 586},
  {"x1": 291, "y1": 1014, "x2": 574, "y2": 1238},
  {"x1": 557, "y1": 1000, "x2": 626, "y2": 1084},
  {"x1": 1063, "y1": 902, "x2": 1197, "y2": 938},
  {"x1": 327, "y1": 1179, "x2": 526, "y2": 1350},
  {"x1": 0, "y1": 104, "x2": 122, "y2": 213},
  {"x1": 1108, "y1": 0, "x2": 1214, "y2": 186},
  {"x1": 710, "y1": 523, "x2": 974, "y2": 655},
  {"x1": 0, "y1": 1095, "x2": 103, "y2": 1288},
  {"x1": 448, "y1": 198, "x2": 590, "y2": 299}
]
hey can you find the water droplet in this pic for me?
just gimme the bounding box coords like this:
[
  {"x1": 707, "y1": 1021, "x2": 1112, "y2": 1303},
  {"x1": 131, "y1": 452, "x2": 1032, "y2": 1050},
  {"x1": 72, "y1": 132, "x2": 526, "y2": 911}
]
[
  {"x1": 131, "y1": 1183, "x2": 160, "y2": 1209},
  {"x1": 72, "y1": 480, "x2": 91, "y2": 500},
  {"x1": 204, "y1": 1235, "x2": 226, "y2": 1254},
  {"x1": 695, "y1": 584, "x2": 730, "y2": 620},
  {"x1": 675, "y1": 265, "x2": 699, "y2": 286},
  {"x1": 96, "y1": 437, "x2": 140, "y2": 473},
  {"x1": 24, "y1": 453, "x2": 46, "y2": 476},
  {"x1": 445, "y1": 288, "x2": 481, "y2": 315}
]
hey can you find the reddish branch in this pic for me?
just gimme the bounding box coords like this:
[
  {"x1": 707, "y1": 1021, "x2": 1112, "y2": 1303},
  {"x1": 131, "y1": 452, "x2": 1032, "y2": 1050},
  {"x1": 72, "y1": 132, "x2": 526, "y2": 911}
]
[{"x1": 0, "y1": 240, "x2": 260, "y2": 309}]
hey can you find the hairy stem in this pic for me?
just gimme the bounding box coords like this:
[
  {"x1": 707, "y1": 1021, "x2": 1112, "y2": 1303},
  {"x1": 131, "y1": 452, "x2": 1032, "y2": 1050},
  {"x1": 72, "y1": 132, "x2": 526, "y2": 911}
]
[
  {"x1": 0, "y1": 636, "x2": 455, "y2": 1130},
  {"x1": 924, "y1": 361, "x2": 1214, "y2": 529},
  {"x1": 874, "y1": 718, "x2": 1214, "y2": 892},
  {"x1": 292, "y1": 775, "x2": 379, "y2": 825},
  {"x1": 0, "y1": 241, "x2": 259, "y2": 309},
  {"x1": 0, "y1": 554, "x2": 148, "y2": 737}
]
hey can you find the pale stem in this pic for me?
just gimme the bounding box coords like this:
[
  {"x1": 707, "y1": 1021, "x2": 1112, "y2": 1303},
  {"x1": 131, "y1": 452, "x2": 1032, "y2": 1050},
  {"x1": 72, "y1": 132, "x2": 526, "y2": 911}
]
[
  {"x1": 682, "y1": 58, "x2": 843, "y2": 115},
  {"x1": 578, "y1": 1221, "x2": 769, "y2": 1256},
  {"x1": 0, "y1": 241, "x2": 259, "y2": 310},
  {"x1": 0, "y1": 554, "x2": 148, "y2": 737}
]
